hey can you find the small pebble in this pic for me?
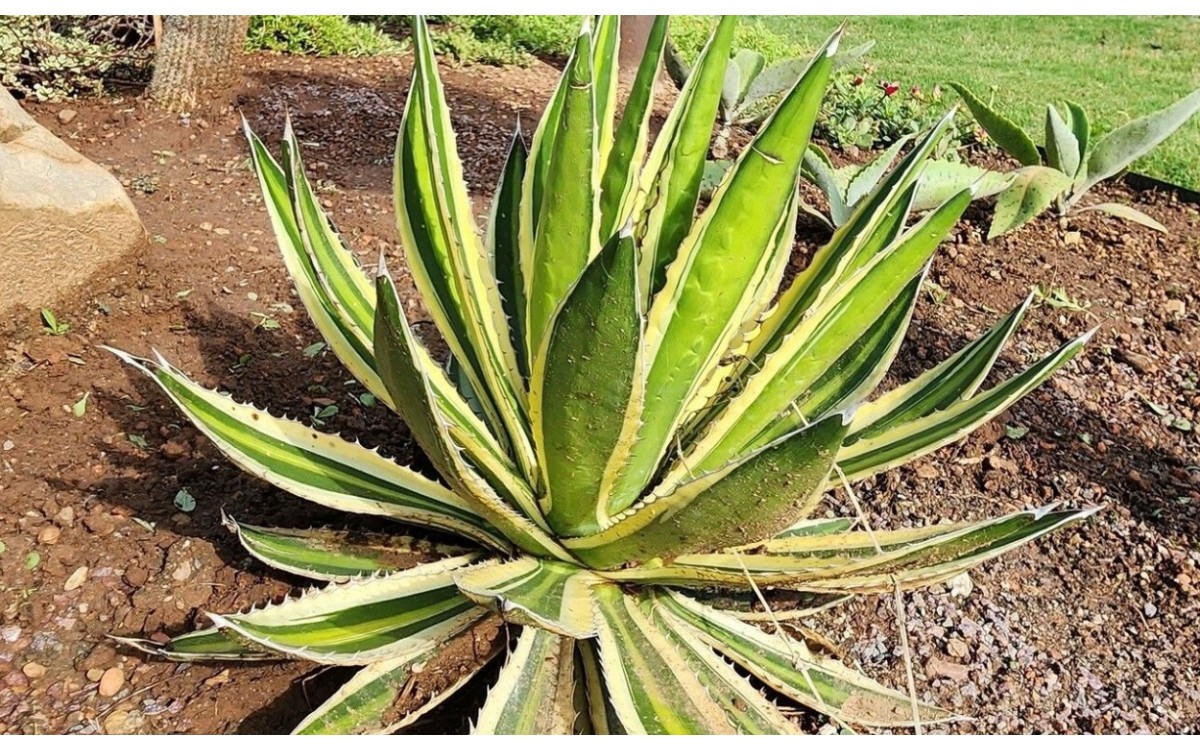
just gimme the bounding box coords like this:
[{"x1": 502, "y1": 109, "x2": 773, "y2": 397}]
[
  {"x1": 22, "y1": 662, "x2": 46, "y2": 679},
  {"x1": 86, "y1": 668, "x2": 105, "y2": 682},
  {"x1": 98, "y1": 667, "x2": 125, "y2": 697},
  {"x1": 64, "y1": 565, "x2": 89, "y2": 592},
  {"x1": 37, "y1": 526, "x2": 61, "y2": 544}
]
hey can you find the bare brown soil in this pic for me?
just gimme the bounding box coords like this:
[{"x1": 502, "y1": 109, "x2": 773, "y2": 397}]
[{"x1": 1, "y1": 53, "x2": 1197, "y2": 734}]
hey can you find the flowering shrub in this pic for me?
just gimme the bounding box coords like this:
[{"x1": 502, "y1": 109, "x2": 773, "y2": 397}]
[{"x1": 817, "y1": 67, "x2": 973, "y2": 154}]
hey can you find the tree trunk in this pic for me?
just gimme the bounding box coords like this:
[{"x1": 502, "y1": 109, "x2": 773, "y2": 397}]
[
  {"x1": 147, "y1": 16, "x2": 249, "y2": 113},
  {"x1": 618, "y1": 16, "x2": 655, "y2": 77}
]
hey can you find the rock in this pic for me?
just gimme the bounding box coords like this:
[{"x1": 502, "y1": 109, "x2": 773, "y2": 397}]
[
  {"x1": 97, "y1": 666, "x2": 125, "y2": 697},
  {"x1": 948, "y1": 639, "x2": 970, "y2": 658},
  {"x1": 86, "y1": 668, "x2": 105, "y2": 682},
  {"x1": 204, "y1": 669, "x2": 231, "y2": 687},
  {"x1": 103, "y1": 708, "x2": 144, "y2": 735},
  {"x1": 22, "y1": 662, "x2": 46, "y2": 679},
  {"x1": 926, "y1": 656, "x2": 970, "y2": 682},
  {"x1": 915, "y1": 463, "x2": 939, "y2": 479},
  {"x1": 123, "y1": 566, "x2": 149, "y2": 587},
  {"x1": 171, "y1": 560, "x2": 193, "y2": 582},
  {"x1": 57, "y1": 109, "x2": 78, "y2": 125},
  {"x1": 37, "y1": 525, "x2": 61, "y2": 544},
  {"x1": 1165, "y1": 299, "x2": 1186, "y2": 318},
  {"x1": 1115, "y1": 348, "x2": 1155, "y2": 375},
  {"x1": 83, "y1": 511, "x2": 117, "y2": 536},
  {"x1": 80, "y1": 643, "x2": 117, "y2": 671},
  {"x1": 0, "y1": 90, "x2": 144, "y2": 319},
  {"x1": 1064, "y1": 231, "x2": 1082, "y2": 246},
  {"x1": 986, "y1": 455, "x2": 1019, "y2": 474},
  {"x1": 56, "y1": 506, "x2": 76, "y2": 526},
  {"x1": 64, "y1": 565, "x2": 89, "y2": 591}
]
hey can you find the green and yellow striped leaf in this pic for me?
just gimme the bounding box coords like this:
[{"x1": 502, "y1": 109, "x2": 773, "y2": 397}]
[
  {"x1": 839, "y1": 329, "x2": 1095, "y2": 481},
  {"x1": 567, "y1": 412, "x2": 849, "y2": 569},
  {"x1": 111, "y1": 628, "x2": 275, "y2": 662},
  {"x1": 592, "y1": 586, "x2": 738, "y2": 734},
  {"x1": 646, "y1": 597, "x2": 799, "y2": 734},
  {"x1": 748, "y1": 112, "x2": 955, "y2": 364},
  {"x1": 374, "y1": 267, "x2": 575, "y2": 562},
  {"x1": 609, "y1": 28, "x2": 838, "y2": 514},
  {"x1": 397, "y1": 17, "x2": 532, "y2": 475},
  {"x1": 577, "y1": 638, "x2": 624, "y2": 734},
  {"x1": 657, "y1": 590, "x2": 954, "y2": 727},
  {"x1": 678, "y1": 186, "x2": 972, "y2": 477},
  {"x1": 634, "y1": 16, "x2": 737, "y2": 298},
  {"x1": 533, "y1": 230, "x2": 644, "y2": 535},
  {"x1": 591, "y1": 15, "x2": 621, "y2": 168},
  {"x1": 225, "y1": 516, "x2": 470, "y2": 582},
  {"x1": 244, "y1": 123, "x2": 386, "y2": 408},
  {"x1": 597, "y1": 15, "x2": 668, "y2": 241},
  {"x1": 294, "y1": 657, "x2": 420, "y2": 734},
  {"x1": 104, "y1": 347, "x2": 506, "y2": 551},
  {"x1": 850, "y1": 293, "x2": 1033, "y2": 441},
  {"x1": 615, "y1": 505, "x2": 1095, "y2": 592},
  {"x1": 489, "y1": 126, "x2": 530, "y2": 381},
  {"x1": 248, "y1": 121, "x2": 528, "y2": 522},
  {"x1": 282, "y1": 120, "x2": 376, "y2": 337},
  {"x1": 296, "y1": 618, "x2": 504, "y2": 734},
  {"x1": 207, "y1": 555, "x2": 487, "y2": 665},
  {"x1": 454, "y1": 557, "x2": 602, "y2": 638},
  {"x1": 474, "y1": 627, "x2": 581, "y2": 734},
  {"x1": 526, "y1": 23, "x2": 601, "y2": 357}
]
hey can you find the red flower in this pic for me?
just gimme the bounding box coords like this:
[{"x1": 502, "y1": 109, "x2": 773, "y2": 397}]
[
  {"x1": 852, "y1": 75, "x2": 864, "y2": 87},
  {"x1": 880, "y1": 81, "x2": 900, "y2": 97}
]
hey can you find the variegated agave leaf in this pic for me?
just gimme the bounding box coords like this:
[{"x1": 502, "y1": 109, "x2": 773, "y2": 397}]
[{"x1": 108, "y1": 15, "x2": 1096, "y2": 735}]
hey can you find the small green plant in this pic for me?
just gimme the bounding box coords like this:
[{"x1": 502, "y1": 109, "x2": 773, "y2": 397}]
[
  {"x1": 246, "y1": 16, "x2": 404, "y2": 57},
  {"x1": 951, "y1": 82, "x2": 1200, "y2": 238},
  {"x1": 1, "y1": 16, "x2": 154, "y2": 100},
  {"x1": 800, "y1": 137, "x2": 1010, "y2": 229},
  {"x1": 40, "y1": 308, "x2": 69, "y2": 335},
  {"x1": 109, "y1": 16, "x2": 1094, "y2": 735}
]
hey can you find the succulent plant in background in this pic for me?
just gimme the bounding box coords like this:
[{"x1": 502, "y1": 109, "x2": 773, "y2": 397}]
[
  {"x1": 667, "y1": 38, "x2": 874, "y2": 158},
  {"x1": 108, "y1": 15, "x2": 1096, "y2": 735},
  {"x1": 950, "y1": 82, "x2": 1200, "y2": 238},
  {"x1": 699, "y1": 137, "x2": 1008, "y2": 229}
]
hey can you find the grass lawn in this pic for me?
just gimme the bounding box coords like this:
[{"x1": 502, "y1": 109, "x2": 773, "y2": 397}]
[{"x1": 746, "y1": 16, "x2": 1200, "y2": 190}]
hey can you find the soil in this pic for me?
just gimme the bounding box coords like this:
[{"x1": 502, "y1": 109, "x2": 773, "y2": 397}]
[{"x1": 2, "y1": 52, "x2": 1198, "y2": 735}]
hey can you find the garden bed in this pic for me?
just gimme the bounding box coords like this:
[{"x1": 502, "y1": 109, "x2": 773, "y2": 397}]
[{"x1": 1, "y1": 52, "x2": 1198, "y2": 734}]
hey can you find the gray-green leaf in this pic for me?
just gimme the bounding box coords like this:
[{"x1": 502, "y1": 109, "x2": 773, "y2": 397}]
[{"x1": 988, "y1": 166, "x2": 1072, "y2": 239}]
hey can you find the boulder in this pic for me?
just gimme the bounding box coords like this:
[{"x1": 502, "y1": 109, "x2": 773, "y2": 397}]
[{"x1": 0, "y1": 90, "x2": 144, "y2": 320}]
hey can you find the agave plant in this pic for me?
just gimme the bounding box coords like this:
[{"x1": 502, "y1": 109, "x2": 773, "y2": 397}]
[
  {"x1": 108, "y1": 16, "x2": 1096, "y2": 735},
  {"x1": 800, "y1": 139, "x2": 1011, "y2": 229},
  {"x1": 950, "y1": 82, "x2": 1200, "y2": 238}
]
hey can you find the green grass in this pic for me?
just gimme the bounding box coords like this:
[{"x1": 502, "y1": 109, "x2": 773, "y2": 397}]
[{"x1": 752, "y1": 16, "x2": 1200, "y2": 190}]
